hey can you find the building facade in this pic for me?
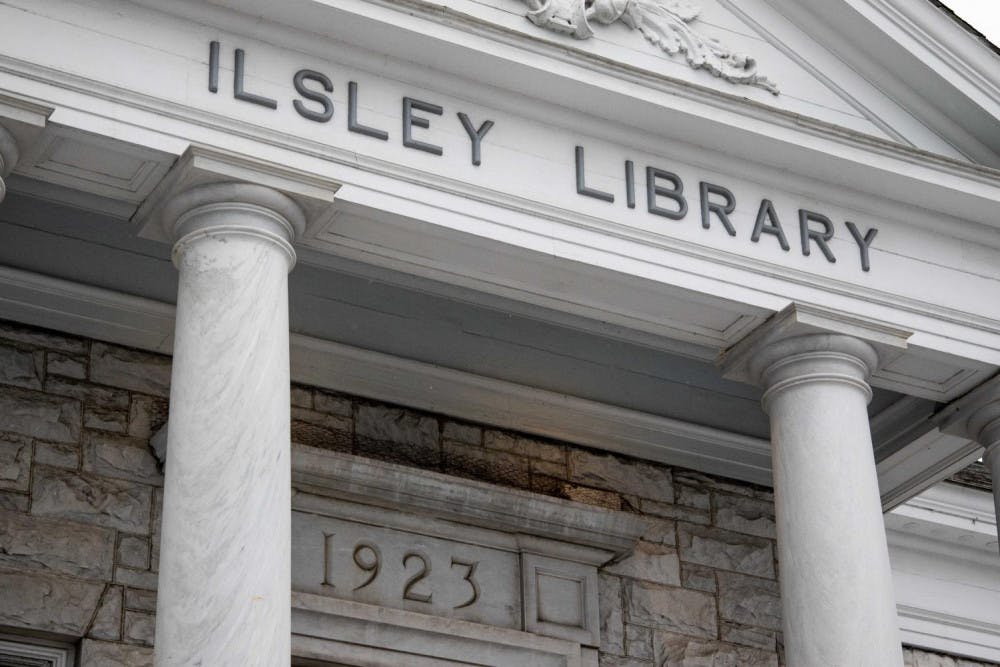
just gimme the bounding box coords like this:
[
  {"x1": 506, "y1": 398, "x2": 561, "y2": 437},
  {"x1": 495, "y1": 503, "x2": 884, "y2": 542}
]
[{"x1": 0, "y1": 0, "x2": 998, "y2": 665}]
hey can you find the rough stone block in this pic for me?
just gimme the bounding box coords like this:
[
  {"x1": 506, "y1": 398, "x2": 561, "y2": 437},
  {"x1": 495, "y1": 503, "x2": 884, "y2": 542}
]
[
  {"x1": 127, "y1": 395, "x2": 169, "y2": 440},
  {"x1": 639, "y1": 499, "x2": 710, "y2": 525},
  {"x1": 626, "y1": 624, "x2": 654, "y2": 660},
  {"x1": 443, "y1": 440, "x2": 531, "y2": 489},
  {"x1": 674, "y1": 471, "x2": 757, "y2": 499},
  {"x1": 714, "y1": 493, "x2": 776, "y2": 539},
  {"x1": 88, "y1": 585, "x2": 123, "y2": 641},
  {"x1": 80, "y1": 639, "x2": 154, "y2": 666},
  {"x1": 561, "y1": 483, "x2": 622, "y2": 510},
  {"x1": 0, "y1": 344, "x2": 43, "y2": 389},
  {"x1": 569, "y1": 450, "x2": 673, "y2": 502},
  {"x1": 47, "y1": 352, "x2": 87, "y2": 379},
  {"x1": 356, "y1": 404, "x2": 439, "y2": 467},
  {"x1": 83, "y1": 432, "x2": 163, "y2": 485},
  {"x1": 625, "y1": 580, "x2": 717, "y2": 639},
  {"x1": 84, "y1": 406, "x2": 129, "y2": 433},
  {"x1": 292, "y1": 407, "x2": 352, "y2": 434},
  {"x1": 599, "y1": 573, "x2": 625, "y2": 656},
  {"x1": 443, "y1": 420, "x2": 482, "y2": 445},
  {"x1": 0, "y1": 322, "x2": 87, "y2": 354},
  {"x1": 115, "y1": 566, "x2": 158, "y2": 590},
  {"x1": 290, "y1": 385, "x2": 313, "y2": 408},
  {"x1": 680, "y1": 564, "x2": 717, "y2": 594},
  {"x1": 0, "y1": 490, "x2": 29, "y2": 512},
  {"x1": 531, "y1": 457, "x2": 568, "y2": 480},
  {"x1": 0, "y1": 433, "x2": 31, "y2": 491},
  {"x1": 125, "y1": 587, "x2": 157, "y2": 612},
  {"x1": 0, "y1": 387, "x2": 81, "y2": 442},
  {"x1": 314, "y1": 391, "x2": 351, "y2": 416},
  {"x1": 605, "y1": 542, "x2": 681, "y2": 586},
  {"x1": 676, "y1": 484, "x2": 711, "y2": 510},
  {"x1": 0, "y1": 568, "x2": 104, "y2": 635},
  {"x1": 717, "y1": 571, "x2": 781, "y2": 631},
  {"x1": 678, "y1": 524, "x2": 774, "y2": 579},
  {"x1": 486, "y1": 430, "x2": 565, "y2": 463},
  {"x1": 34, "y1": 440, "x2": 80, "y2": 469},
  {"x1": 720, "y1": 621, "x2": 777, "y2": 651},
  {"x1": 0, "y1": 509, "x2": 115, "y2": 579},
  {"x1": 655, "y1": 632, "x2": 779, "y2": 667},
  {"x1": 118, "y1": 535, "x2": 150, "y2": 570},
  {"x1": 599, "y1": 656, "x2": 653, "y2": 667},
  {"x1": 641, "y1": 518, "x2": 676, "y2": 547},
  {"x1": 32, "y1": 466, "x2": 152, "y2": 534},
  {"x1": 90, "y1": 343, "x2": 171, "y2": 397},
  {"x1": 44, "y1": 377, "x2": 130, "y2": 410},
  {"x1": 124, "y1": 610, "x2": 155, "y2": 646},
  {"x1": 291, "y1": 419, "x2": 353, "y2": 453}
]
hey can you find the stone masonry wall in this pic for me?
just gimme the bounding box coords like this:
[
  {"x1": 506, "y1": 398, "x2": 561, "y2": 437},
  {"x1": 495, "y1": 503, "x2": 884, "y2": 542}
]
[{"x1": 0, "y1": 318, "x2": 996, "y2": 666}]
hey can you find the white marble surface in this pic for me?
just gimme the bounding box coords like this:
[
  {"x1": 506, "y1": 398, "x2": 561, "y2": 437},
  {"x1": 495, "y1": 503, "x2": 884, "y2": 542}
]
[
  {"x1": 750, "y1": 334, "x2": 904, "y2": 666},
  {"x1": 154, "y1": 183, "x2": 304, "y2": 666}
]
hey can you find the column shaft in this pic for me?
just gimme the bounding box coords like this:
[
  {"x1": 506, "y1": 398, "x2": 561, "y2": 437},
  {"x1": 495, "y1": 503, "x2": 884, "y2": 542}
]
[
  {"x1": 155, "y1": 186, "x2": 303, "y2": 666},
  {"x1": 756, "y1": 335, "x2": 903, "y2": 666}
]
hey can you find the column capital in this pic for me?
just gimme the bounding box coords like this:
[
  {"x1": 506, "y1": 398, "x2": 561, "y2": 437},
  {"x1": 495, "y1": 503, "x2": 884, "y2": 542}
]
[
  {"x1": 134, "y1": 145, "x2": 340, "y2": 247},
  {"x1": 721, "y1": 303, "x2": 910, "y2": 390},
  {"x1": 938, "y1": 376, "x2": 1000, "y2": 453},
  {"x1": 748, "y1": 333, "x2": 879, "y2": 412},
  {"x1": 162, "y1": 182, "x2": 306, "y2": 268},
  {"x1": 0, "y1": 125, "x2": 20, "y2": 203}
]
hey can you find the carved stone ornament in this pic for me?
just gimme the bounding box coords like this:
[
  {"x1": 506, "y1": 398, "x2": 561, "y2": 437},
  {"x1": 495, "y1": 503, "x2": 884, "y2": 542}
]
[{"x1": 521, "y1": 0, "x2": 779, "y2": 94}]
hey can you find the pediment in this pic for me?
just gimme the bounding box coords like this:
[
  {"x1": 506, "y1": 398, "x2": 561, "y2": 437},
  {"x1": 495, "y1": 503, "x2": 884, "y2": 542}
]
[{"x1": 470, "y1": 0, "x2": 1000, "y2": 164}]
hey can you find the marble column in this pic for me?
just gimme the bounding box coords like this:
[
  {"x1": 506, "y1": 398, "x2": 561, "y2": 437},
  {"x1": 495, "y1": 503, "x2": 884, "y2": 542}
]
[
  {"x1": 154, "y1": 183, "x2": 305, "y2": 666},
  {"x1": 748, "y1": 334, "x2": 903, "y2": 666},
  {"x1": 0, "y1": 125, "x2": 20, "y2": 203}
]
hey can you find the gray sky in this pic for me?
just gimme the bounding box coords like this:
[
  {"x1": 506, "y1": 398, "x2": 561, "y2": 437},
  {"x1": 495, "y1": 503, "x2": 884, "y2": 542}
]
[{"x1": 942, "y1": 1, "x2": 1000, "y2": 45}]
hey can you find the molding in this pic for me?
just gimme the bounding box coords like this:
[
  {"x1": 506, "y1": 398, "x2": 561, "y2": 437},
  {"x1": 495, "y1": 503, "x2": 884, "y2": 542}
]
[
  {"x1": 14, "y1": 124, "x2": 172, "y2": 205},
  {"x1": 292, "y1": 446, "x2": 647, "y2": 557},
  {"x1": 291, "y1": 593, "x2": 594, "y2": 667},
  {"x1": 0, "y1": 638, "x2": 73, "y2": 667},
  {"x1": 133, "y1": 145, "x2": 341, "y2": 243},
  {"x1": 720, "y1": 302, "x2": 911, "y2": 384},
  {"x1": 887, "y1": 483, "x2": 1000, "y2": 662},
  {"x1": 877, "y1": 428, "x2": 983, "y2": 511}
]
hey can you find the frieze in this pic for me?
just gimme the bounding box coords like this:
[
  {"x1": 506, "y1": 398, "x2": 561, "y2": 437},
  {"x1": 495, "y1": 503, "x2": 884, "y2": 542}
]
[{"x1": 521, "y1": 0, "x2": 779, "y2": 94}]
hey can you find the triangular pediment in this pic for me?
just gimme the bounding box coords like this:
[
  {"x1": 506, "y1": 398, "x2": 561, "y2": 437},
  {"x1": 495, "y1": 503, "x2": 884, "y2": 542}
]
[{"x1": 502, "y1": 0, "x2": 1000, "y2": 165}]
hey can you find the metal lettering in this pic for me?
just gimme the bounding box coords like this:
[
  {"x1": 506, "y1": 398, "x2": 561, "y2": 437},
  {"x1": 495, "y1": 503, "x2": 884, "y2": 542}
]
[
  {"x1": 403, "y1": 97, "x2": 444, "y2": 156},
  {"x1": 233, "y1": 48, "x2": 278, "y2": 109},
  {"x1": 575, "y1": 146, "x2": 614, "y2": 202},
  {"x1": 457, "y1": 112, "x2": 494, "y2": 166}
]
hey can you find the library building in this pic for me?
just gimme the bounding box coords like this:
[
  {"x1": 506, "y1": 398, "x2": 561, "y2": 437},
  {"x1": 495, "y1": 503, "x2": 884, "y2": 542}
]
[{"x1": 0, "y1": 0, "x2": 998, "y2": 665}]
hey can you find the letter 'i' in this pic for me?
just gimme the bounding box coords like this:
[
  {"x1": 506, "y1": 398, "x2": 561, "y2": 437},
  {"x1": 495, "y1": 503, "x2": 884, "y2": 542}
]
[{"x1": 209, "y1": 41, "x2": 220, "y2": 93}]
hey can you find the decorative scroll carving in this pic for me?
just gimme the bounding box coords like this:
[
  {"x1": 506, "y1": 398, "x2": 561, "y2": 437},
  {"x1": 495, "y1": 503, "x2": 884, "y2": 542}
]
[{"x1": 521, "y1": 0, "x2": 779, "y2": 94}]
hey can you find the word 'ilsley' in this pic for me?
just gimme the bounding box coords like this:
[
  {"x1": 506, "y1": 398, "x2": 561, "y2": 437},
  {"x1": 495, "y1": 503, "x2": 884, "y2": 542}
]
[{"x1": 208, "y1": 42, "x2": 495, "y2": 167}]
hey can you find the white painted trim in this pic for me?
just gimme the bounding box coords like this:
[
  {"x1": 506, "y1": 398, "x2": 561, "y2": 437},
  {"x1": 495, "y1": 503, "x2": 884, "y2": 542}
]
[
  {"x1": 292, "y1": 593, "x2": 592, "y2": 667},
  {"x1": 0, "y1": 638, "x2": 73, "y2": 667},
  {"x1": 888, "y1": 483, "x2": 1000, "y2": 662}
]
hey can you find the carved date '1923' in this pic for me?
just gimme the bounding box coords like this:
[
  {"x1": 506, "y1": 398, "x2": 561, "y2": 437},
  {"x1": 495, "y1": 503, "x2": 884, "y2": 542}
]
[{"x1": 321, "y1": 533, "x2": 480, "y2": 610}]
